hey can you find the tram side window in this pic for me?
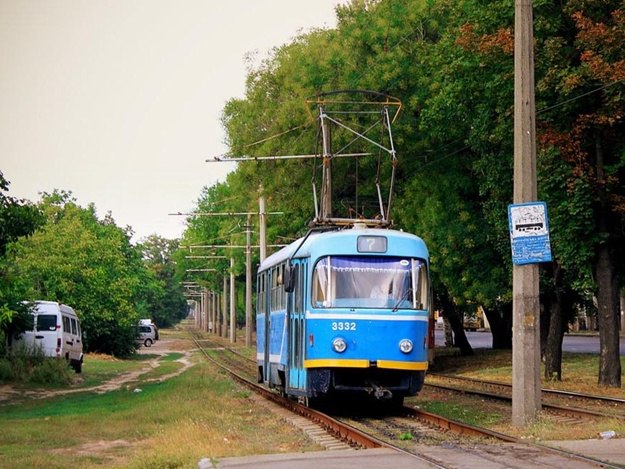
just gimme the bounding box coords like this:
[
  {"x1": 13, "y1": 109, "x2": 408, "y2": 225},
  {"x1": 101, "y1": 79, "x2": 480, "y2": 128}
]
[
  {"x1": 278, "y1": 263, "x2": 285, "y2": 310},
  {"x1": 269, "y1": 264, "x2": 287, "y2": 312},
  {"x1": 270, "y1": 268, "x2": 277, "y2": 311},
  {"x1": 312, "y1": 259, "x2": 328, "y2": 307},
  {"x1": 293, "y1": 264, "x2": 302, "y2": 313},
  {"x1": 413, "y1": 260, "x2": 429, "y2": 310},
  {"x1": 257, "y1": 273, "x2": 266, "y2": 314}
]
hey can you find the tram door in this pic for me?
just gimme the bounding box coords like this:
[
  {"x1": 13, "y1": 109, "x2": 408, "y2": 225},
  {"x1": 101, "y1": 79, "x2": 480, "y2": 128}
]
[
  {"x1": 288, "y1": 260, "x2": 307, "y2": 392},
  {"x1": 260, "y1": 272, "x2": 271, "y2": 384}
]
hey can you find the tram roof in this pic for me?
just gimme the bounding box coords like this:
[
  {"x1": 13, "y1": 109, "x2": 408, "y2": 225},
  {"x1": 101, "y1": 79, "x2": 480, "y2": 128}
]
[{"x1": 259, "y1": 226, "x2": 428, "y2": 272}]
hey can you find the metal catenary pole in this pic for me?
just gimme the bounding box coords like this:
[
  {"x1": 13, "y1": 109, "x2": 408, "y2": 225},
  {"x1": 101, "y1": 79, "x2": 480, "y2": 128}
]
[{"x1": 174, "y1": 203, "x2": 284, "y2": 344}]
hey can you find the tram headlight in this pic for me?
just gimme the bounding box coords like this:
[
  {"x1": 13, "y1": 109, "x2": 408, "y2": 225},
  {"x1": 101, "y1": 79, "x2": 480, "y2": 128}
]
[
  {"x1": 332, "y1": 337, "x2": 347, "y2": 353},
  {"x1": 399, "y1": 339, "x2": 413, "y2": 354}
]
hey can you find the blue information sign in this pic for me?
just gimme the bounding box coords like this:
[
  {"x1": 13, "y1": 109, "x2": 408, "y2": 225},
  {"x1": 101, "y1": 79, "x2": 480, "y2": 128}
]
[{"x1": 508, "y1": 202, "x2": 552, "y2": 265}]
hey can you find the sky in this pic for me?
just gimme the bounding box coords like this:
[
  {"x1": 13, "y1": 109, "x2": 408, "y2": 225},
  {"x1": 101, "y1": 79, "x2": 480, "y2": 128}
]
[{"x1": 1, "y1": 0, "x2": 341, "y2": 241}]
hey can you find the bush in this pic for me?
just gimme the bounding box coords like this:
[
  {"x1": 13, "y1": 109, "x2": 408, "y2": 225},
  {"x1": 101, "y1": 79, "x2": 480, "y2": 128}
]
[
  {"x1": 29, "y1": 358, "x2": 72, "y2": 385},
  {"x1": 0, "y1": 358, "x2": 12, "y2": 381},
  {"x1": 6, "y1": 345, "x2": 45, "y2": 381},
  {"x1": 0, "y1": 345, "x2": 72, "y2": 386}
]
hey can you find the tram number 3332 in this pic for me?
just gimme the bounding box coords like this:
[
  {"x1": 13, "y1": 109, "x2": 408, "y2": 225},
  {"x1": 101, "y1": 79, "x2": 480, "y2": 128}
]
[{"x1": 331, "y1": 321, "x2": 356, "y2": 331}]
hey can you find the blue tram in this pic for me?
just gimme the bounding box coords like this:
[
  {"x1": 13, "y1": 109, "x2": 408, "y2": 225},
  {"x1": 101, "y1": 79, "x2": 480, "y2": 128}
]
[{"x1": 256, "y1": 225, "x2": 431, "y2": 406}]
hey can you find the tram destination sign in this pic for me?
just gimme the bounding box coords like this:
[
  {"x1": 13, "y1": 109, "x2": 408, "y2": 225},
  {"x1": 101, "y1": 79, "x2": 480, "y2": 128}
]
[{"x1": 507, "y1": 202, "x2": 553, "y2": 265}]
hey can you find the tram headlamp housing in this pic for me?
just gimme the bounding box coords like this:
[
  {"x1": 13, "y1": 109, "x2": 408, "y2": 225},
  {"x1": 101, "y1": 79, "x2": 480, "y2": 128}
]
[
  {"x1": 332, "y1": 337, "x2": 347, "y2": 353},
  {"x1": 399, "y1": 339, "x2": 413, "y2": 354}
]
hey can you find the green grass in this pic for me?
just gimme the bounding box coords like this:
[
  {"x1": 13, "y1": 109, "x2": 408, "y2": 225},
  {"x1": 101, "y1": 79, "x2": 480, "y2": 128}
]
[
  {"x1": 1, "y1": 382, "x2": 162, "y2": 420},
  {"x1": 416, "y1": 398, "x2": 506, "y2": 428},
  {"x1": 0, "y1": 359, "x2": 319, "y2": 468},
  {"x1": 0, "y1": 353, "x2": 152, "y2": 397},
  {"x1": 432, "y1": 348, "x2": 625, "y2": 397},
  {"x1": 160, "y1": 352, "x2": 184, "y2": 362},
  {"x1": 422, "y1": 348, "x2": 625, "y2": 440}
]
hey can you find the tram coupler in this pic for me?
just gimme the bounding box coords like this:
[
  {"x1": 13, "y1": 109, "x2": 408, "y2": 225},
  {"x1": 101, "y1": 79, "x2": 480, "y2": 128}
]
[{"x1": 367, "y1": 382, "x2": 393, "y2": 400}]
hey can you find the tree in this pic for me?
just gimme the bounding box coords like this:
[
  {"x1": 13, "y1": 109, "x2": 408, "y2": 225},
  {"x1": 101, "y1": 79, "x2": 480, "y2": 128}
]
[
  {"x1": 533, "y1": 3, "x2": 625, "y2": 386},
  {"x1": 0, "y1": 172, "x2": 44, "y2": 256},
  {"x1": 139, "y1": 235, "x2": 188, "y2": 328},
  {"x1": 0, "y1": 172, "x2": 44, "y2": 347},
  {"x1": 409, "y1": 0, "x2": 624, "y2": 386},
  {"x1": 435, "y1": 289, "x2": 473, "y2": 356},
  {"x1": 7, "y1": 192, "x2": 149, "y2": 356},
  {"x1": 190, "y1": 0, "x2": 624, "y2": 387},
  {"x1": 569, "y1": 4, "x2": 624, "y2": 387}
]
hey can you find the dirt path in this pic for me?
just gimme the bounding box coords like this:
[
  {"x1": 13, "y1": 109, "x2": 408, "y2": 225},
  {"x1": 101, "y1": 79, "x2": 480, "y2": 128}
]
[{"x1": 0, "y1": 338, "x2": 196, "y2": 403}]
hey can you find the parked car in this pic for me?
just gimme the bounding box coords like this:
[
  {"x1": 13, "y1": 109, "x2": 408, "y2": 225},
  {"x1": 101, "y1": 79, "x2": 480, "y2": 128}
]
[
  {"x1": 16, "y1": 301, "x2": 84, "y2": 373},
  {"x1": 137, "y1": 324, "x2": 157, "y2": 347},
  {"x1": 139, "y1": 319, "x2": 159, "y2": 340}
]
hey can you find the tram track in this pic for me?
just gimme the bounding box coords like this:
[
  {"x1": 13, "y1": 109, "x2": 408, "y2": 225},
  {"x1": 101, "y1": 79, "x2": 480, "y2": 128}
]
[
  {"x1": 427, "y1": 373, "x2": 625, "y2": 421},
  {"x1": 338, "y1": 409, "x2": 614, "y2": 468},
  {"x1": 187, "y1": 326, "x2": 618, "y2": 468},
  {"x1": 188, "y1": 328, "x2": 386, "y2": 450}
]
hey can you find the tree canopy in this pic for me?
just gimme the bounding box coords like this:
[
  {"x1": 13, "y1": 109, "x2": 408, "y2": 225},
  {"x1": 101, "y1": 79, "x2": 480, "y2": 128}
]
[
  {"x1": 1, "y1": 187, "x2": 187, "y2": 357},
  {"x1": 181, "y1": 0, "x2": 625, "y2": 386}
]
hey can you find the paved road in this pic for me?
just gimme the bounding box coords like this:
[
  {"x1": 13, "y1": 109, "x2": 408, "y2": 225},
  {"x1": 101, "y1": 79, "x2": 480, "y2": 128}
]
[{"x1": 435, "y1": 329, "x2": 625, "y2": 355}]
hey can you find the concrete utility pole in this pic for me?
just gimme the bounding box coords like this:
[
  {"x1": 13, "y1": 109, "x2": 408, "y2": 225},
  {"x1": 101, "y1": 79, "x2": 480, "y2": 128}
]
[
  {"x1": 245, "y1": 214, "x2": 253, "y2": 347},
  {"x1": 259, "y1": 188, "x2": 267, "y2": 263},
  {"x1": 230, "y1": 257, "x2": 236, "y2": 343},
  {"x1": 212, "y1": 292, "x2": 218, "y2": 335},
  {"x1": 512, "y1": 0, "x2": 541, "y2": 426},
  {"x1": 196, "y1": 294, "x2": 202, "y2": 328},
  {"x1": 202, "y1": 290, "x2": 209, "y2": 332},
  {"x1": 222, "y1": 276, "x2": 228, "y2": 338},
  {"x1": 214, "y1": 291, "x2": 220, "y2": 336}
]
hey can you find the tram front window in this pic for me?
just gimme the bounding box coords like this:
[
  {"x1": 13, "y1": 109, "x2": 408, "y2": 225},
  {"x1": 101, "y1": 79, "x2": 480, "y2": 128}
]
[{"x1": 312, "y1": 256, "x2": 428, "y2": 309}]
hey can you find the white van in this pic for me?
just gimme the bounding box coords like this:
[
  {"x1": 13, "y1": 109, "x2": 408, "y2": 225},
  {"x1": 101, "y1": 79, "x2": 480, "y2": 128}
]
[{"x1": 18, "y1": 301, "x2": 84, "y2": 373}]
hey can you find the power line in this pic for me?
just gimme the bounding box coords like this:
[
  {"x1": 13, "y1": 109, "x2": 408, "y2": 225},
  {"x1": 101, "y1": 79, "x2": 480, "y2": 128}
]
[
  {"x1": 537, "y1": 79, "x2": 625, "y2": 115},
  {"x1": 170, "y1": 211, "x2": 283, "y2": 216},
  {"x1": 241, "y1": 123, "x2": 311, "y2": 148}
]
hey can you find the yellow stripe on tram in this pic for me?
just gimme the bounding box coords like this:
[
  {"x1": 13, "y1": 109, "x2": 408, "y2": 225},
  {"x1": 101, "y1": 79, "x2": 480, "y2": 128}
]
[
  {"x1": 304, "y1": 359, "x2": 429, "y2": 370},
  {"x1": 304, "y1": 359, "x2": 370, "y2": 369},
  {"x1": 377, "y1": 360, "x2": 429, "y2": 371}
]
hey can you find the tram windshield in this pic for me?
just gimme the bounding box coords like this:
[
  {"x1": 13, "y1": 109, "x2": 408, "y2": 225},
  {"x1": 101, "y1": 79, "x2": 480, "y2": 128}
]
[{"x1": 312, "y1": 256, "x2": 428, "y2": 310}]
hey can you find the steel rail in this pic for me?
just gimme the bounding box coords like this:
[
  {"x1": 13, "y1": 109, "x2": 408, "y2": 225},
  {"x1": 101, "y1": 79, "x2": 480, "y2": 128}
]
[
  {"x1": 424, "y1": 381, "x2": 623, "y2": 421},
  {"x1": 401, "y1": 406, "x2": 615, "y2": 468},
  {"x1": 430, "y1": 372, "x2": 625, "y2": 405},
  {"x1": 187, "y1": 327, "x2": 613, "y2": 468},
  {"x1": 189, "y1": 332, "x2": 383, "y2": 449},
  {"x1": 427, "y1": 373, "x2": 625, "y2": 422},
  {"x1": 187, "y1": 329, "x2": 455, "y2": 467}
]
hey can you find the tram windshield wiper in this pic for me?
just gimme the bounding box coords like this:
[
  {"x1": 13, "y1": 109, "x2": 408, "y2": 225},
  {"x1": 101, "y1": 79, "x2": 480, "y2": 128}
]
[{"x1": 391, "y1": 287, "x2": 412, "y2": 312}]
